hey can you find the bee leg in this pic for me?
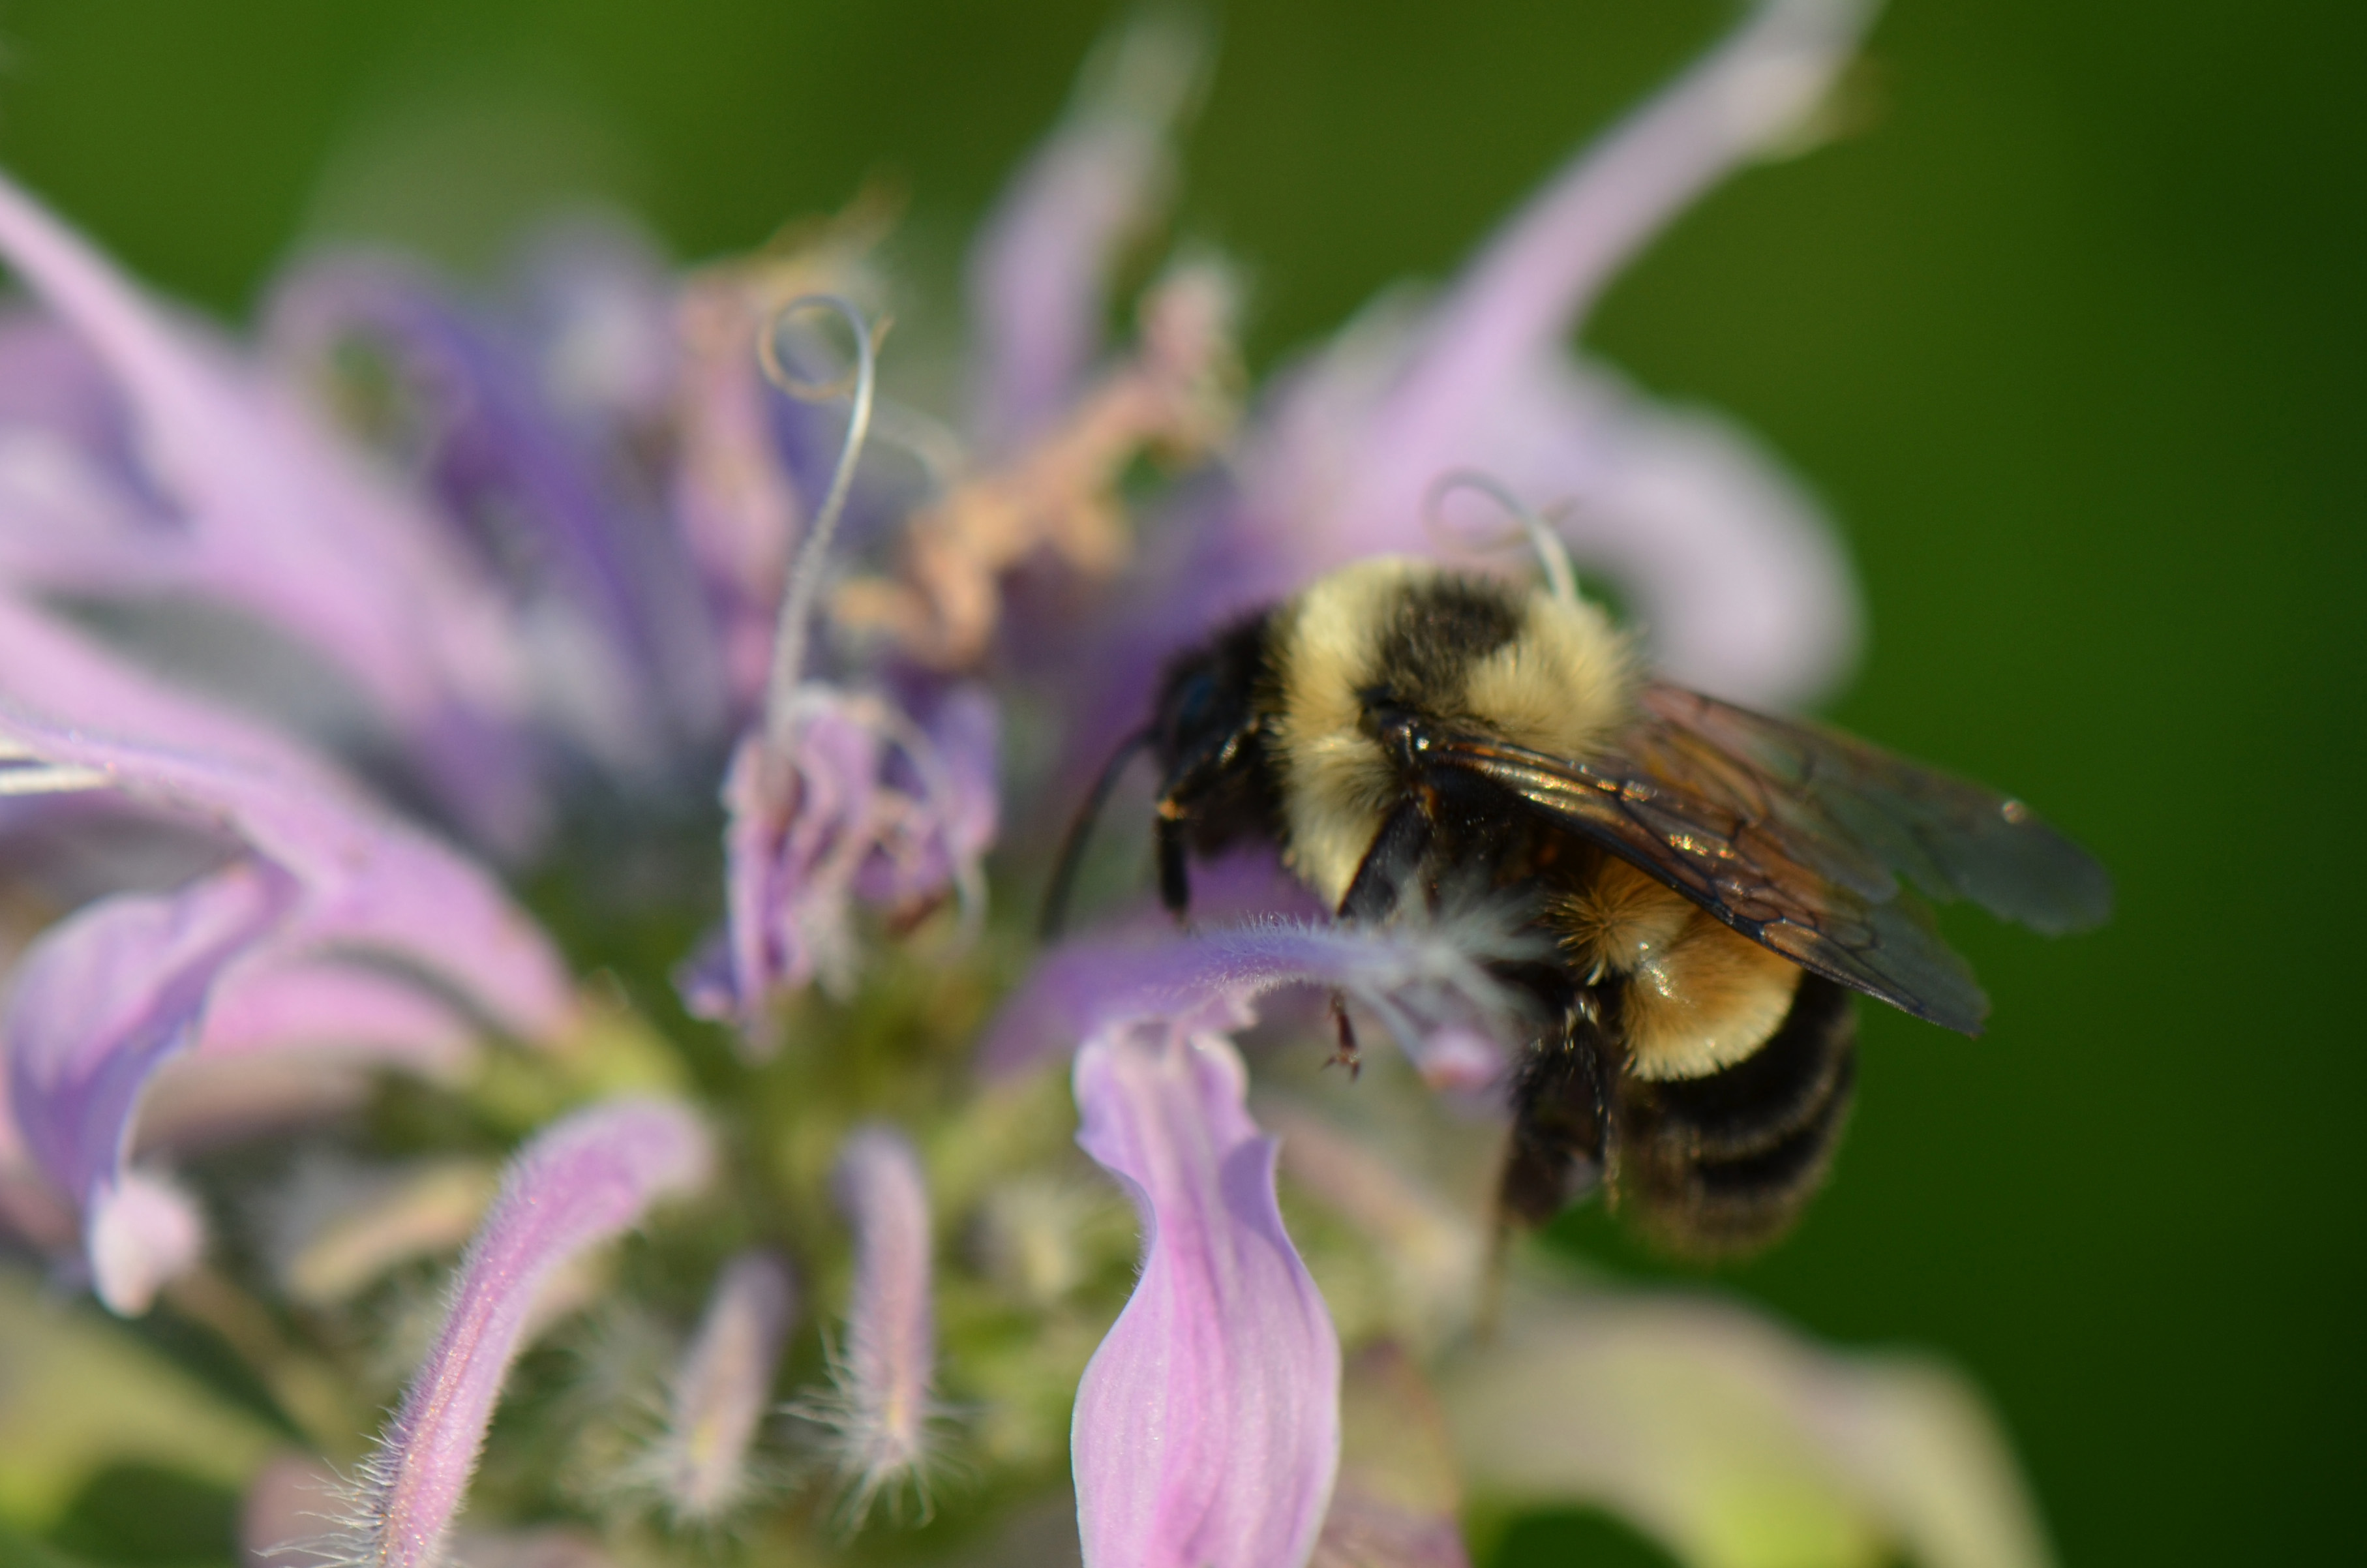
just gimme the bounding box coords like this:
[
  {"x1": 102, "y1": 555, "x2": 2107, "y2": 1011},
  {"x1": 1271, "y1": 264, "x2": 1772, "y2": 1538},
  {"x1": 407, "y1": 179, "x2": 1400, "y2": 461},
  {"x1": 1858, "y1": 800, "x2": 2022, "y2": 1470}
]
[
  {"x1": 1498, "y1": 1016, "x2": 1610, "y2": 1226},
  {"x1": 1338, "y1": 798, "x2": 1434, "y2": 924},
  {"x1": 1155, "y1": 808, "x2": 1193, "y2": 926},
  {"x1": 1326, "y1": 992, "x2": 1363, "y2": 1078}
]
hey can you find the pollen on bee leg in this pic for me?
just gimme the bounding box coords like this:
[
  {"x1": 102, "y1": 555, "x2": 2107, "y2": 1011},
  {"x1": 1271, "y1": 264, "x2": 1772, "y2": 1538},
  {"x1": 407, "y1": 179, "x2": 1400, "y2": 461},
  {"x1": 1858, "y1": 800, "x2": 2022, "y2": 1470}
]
[{"x1": 1550, "y1": 860, "x2": 1691, "y2": 976}]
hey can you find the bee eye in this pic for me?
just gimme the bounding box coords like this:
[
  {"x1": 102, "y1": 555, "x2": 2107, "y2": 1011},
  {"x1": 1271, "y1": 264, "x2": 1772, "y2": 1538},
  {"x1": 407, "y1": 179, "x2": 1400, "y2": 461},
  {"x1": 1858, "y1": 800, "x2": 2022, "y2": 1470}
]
[{"x1": 1171, "y1": 670, "x2": 1218, "y2": 736}]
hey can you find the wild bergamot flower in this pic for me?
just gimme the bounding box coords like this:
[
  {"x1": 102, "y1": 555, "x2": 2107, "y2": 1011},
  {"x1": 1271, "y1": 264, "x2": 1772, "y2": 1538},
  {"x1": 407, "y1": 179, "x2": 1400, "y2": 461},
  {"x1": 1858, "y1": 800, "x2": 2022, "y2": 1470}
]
[{"x1": 0, "y1": 2, "x2": 2054, "y2": 1564}]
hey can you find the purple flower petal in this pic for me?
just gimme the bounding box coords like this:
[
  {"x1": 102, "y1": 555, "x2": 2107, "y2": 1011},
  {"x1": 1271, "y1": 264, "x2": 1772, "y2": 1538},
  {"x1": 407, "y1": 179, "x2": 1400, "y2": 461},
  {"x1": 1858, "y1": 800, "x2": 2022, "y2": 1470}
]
[
  {"x1": 803, "y1": 1125, "x2": 941, "y2": 1518},
  {"x1": 1379, "y1": 0, "x2": 1878, "y2": 465},
  {"x1": 713, "y1": 703, "x2": 882, "y2": 1011},
  {"x1": 1072, "y1": 1027, "x2": 1340, "y2": 1568},
  {"x1": 267, "y1": 254, "x2": 725, "y2": 764},
  {"x1": 0, "y1": 600, "x2": 570, "y2": 1304},
  {"x1": 1080, "y1": 0, "x2": 1875, "y2": 751},
  {"x1": 1439, "y1": 1286, "x2": 2052, "y2": 1568},
  {"x1": 977, "y1": 916, "x2": 1517, "y2": 1081},
  {"x1": 346, "y1": 1098, "x2": 712, "y2": 1568},
  {"x1": 1284, "y1": 0, "x2": 1873, "y2": 704},
  {"x1": 702, "y1": 683, "x2": 995, "y2": 1025},
  {"x1": 198, "y1": 957, "x2": 477, "y2": 1077},
  {"x1": 969, "y1": 10, "x2": 1205, "y2": 449},
  {"x1": 0, "y1": 596, "x2": 573, "y2": 1038},
  {"x1": 0, "y1": 168, "x2": 542, "y2": 843},
  {"x1": 85, "y1": 1165, "x2": 206, "y2": 1316},
  {"x1": 653, "y1": 1248, "x2": 796, "y2": 1522},
  {"x1": 3, "y1": 858, "x2": 292, "y2": 1309}
]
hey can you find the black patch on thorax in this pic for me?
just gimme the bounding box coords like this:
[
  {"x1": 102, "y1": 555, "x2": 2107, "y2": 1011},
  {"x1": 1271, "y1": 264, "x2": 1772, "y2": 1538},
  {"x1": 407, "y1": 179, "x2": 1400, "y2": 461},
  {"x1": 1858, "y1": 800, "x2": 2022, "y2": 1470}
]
[{"x1": 1366, "y1": 575, "x2": 1522, "y2": 713}]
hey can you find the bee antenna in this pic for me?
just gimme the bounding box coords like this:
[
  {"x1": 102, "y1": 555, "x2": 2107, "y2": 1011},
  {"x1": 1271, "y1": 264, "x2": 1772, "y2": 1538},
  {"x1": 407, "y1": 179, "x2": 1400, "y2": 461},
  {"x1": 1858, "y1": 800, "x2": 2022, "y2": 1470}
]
[
  {"x1": 1040, "y1": 727, "x2": 1154, "y2": 942},
  {"x1": 1423, "y1": 469, "x2": 1580, "y2": 608},
  {"x1": 761, "y1": 292, "x2": 890, "y2": 754}
]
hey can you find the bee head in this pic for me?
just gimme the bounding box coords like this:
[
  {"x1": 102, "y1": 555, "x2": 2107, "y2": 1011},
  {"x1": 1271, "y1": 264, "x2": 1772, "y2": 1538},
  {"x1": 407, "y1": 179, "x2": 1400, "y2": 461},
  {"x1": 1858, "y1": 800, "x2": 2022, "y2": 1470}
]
[{"x1": 1149, "y1": 612, "x2": 1272, "y2": 784}]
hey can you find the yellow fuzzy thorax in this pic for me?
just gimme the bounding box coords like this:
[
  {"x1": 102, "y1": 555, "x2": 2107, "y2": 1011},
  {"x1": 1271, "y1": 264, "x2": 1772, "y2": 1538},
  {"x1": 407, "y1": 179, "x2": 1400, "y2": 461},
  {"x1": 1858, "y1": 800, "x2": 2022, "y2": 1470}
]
[{"x1": 1266, "y1": 557, "x2": 1636, "y2": 908}]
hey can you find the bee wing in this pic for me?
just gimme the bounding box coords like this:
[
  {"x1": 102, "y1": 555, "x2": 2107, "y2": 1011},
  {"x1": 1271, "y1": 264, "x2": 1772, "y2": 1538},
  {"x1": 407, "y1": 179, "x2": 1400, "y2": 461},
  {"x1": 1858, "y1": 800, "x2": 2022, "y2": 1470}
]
[
  {"x1": 1423, "y1": 685, "x2": 2105, "y2": 1034},
  {"x1": 1635, "y1": 684, "x2": 2113, "y2": 935}
]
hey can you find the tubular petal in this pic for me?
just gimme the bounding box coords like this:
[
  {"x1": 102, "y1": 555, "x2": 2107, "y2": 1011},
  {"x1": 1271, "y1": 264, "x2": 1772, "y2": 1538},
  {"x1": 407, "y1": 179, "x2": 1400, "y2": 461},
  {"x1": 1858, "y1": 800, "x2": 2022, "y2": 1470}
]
[
  {"x1": 968, "y1": 10, "x2": 1206, "y2": 449},
  {"x1": 1072, "y1": 1028, "x2": 1340, "y2": 1568},
  {"x1": 704, "y1": 682, "x2": 997, "y2": 1025},
  {"x1": 655, "y1": 1249, "x2": 796, "y2": 1522},
  {"x1": 0, "y1": 596, "x2": 573, "y2": 1039},
  {"x1": 818, "y1": 1126, "x2": 941, "y2": 1516},
  {"x1": 1438, "y1": 1287, "x2": 2052, "y2": 1568},
  {"x1": 1387, "y1": 0, "x2": 1878, "y2": 448},
  {"x1": 198, "y1": 959, "x2": 479, "y2": 1077},
  {"x1": 85, "y1": 1166, "x2": 206, "y2": 1316},
  {"x1": 978, "y1": 916, "x2": 1516, "y2": 1081},
  {"x1": 0, "y1": 168, "x2": 539, "y2": 844},
  {"x1": 346, "y1": 1099, "x2": 712, "y2": 1568},
  {"x1": 4, "y1": 858, "x2": 292, "y2": 1311}
]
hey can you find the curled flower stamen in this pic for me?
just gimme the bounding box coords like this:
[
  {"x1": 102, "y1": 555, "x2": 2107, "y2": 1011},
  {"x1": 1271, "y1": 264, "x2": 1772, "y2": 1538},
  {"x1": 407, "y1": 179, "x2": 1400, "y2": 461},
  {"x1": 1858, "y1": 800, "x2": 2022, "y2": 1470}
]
[
  {"x1": 760, "y1": 293, "x2": 884, "y2": 744},
  {"x1": 1424, "y1": 468, "x2": 1581, "y2": 609}
]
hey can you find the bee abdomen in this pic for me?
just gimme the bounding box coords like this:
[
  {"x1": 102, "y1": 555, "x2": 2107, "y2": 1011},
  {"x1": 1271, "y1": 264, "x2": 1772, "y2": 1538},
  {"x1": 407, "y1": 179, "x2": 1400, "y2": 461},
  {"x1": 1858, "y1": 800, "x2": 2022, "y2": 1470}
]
[{"x1": 1612, "y1": 976, "x2": 1858, "y2": 1256}]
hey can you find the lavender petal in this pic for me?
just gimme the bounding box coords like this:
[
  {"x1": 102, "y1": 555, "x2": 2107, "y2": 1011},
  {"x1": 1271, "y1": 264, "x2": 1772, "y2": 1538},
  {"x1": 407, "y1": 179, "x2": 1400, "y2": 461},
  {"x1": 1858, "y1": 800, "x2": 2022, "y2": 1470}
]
[
  {"x1": 707, "y1": 683, "x2": 997, "y2": 1026},
  {"x1": 977, "y1": 916, "x2": 1515, "y2": 1081},
  {"x1": 346, "y1": 1098, "x2": 712, "y2": 1568},
  {"x1": 654, "y1": 1249, "x2": 796, "y2": 1522},
  {"x1": 1440, "y1": 1286, "x2": 2052, "y2": 1568},
  {"x1": 969, "y1": 10, "x2": 1205, "y2": 449},
  {"x1": 815, "y1": 1125, "x2": 941, "y2": 1516},
  {"x1": 198, "y1": 957, "x2": 478, "y2": 1079},
  {"x1": 1071, "y1": 1028, "x2": 1340, "y2": 1568},
  {"x1": 85, "y1": 1165, "x2": 207, "y2": 1316},
  {"x1": 3, "y1": 860, "x2": 292, "y2": 1274},
  {"x1": 0, "y1": 596, "x2": 573, "y2": 1039},
  {"x1": 0, "y1": 168, "x2": 541, "y2": 843},
  {"x1": 1381, "y1": 0, "x2": 1879, "y2": 457}
]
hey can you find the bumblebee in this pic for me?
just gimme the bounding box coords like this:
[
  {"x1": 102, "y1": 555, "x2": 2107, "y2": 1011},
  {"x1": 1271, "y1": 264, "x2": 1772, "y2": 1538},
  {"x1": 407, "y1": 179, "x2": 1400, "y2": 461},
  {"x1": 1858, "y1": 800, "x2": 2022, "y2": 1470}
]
[{"x1": 1060, "y1": 556, "x2": 2109, "y2": 1254}]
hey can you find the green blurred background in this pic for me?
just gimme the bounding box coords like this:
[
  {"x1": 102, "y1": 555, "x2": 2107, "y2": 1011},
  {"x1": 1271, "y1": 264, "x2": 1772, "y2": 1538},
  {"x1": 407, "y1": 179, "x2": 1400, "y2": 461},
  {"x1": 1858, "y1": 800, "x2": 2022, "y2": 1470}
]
[{"x1": 0, "y1": 0, "x2": 2354, "y2": 1561}]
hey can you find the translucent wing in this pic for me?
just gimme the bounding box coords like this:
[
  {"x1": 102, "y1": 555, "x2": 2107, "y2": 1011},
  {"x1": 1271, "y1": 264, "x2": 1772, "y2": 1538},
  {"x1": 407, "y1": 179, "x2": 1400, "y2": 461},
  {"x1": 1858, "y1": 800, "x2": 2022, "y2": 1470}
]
[
  {"x1": 1417, "y1": 683, "x2": 2108, "y2": 1034},
  {"x1": 1635, "y1": 686, "x2": 2112, "y2": 934}
]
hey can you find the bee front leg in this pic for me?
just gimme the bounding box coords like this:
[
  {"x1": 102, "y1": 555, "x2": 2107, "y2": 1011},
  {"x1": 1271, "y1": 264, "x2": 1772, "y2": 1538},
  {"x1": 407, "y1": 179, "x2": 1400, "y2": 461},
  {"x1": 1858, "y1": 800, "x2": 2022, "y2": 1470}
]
[
  {"x1": 1338, "y1": 798, "x2": 1434, "y2": 925},
  {"x1": 1155, "y1": 808, "x2": 1192, "y2": 924},
  {"x1": 1327, "y1": 992, "x2": 1363, "y2": 1079}
]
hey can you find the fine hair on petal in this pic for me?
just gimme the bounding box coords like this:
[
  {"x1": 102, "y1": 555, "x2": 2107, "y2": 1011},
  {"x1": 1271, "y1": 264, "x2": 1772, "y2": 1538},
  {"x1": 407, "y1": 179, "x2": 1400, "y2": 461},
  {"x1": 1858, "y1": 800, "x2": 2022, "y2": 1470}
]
[{"x1": 787, "y1": 1125, "x2": 957, "y2": 1531}]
